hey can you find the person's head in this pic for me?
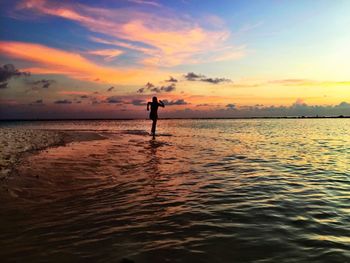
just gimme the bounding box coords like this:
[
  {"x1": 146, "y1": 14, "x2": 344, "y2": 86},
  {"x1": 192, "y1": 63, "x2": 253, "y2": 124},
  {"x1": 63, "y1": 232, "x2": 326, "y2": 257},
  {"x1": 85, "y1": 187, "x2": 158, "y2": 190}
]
[{"x1": 152, "y1": 96, "x2": 158, "y2": 103}]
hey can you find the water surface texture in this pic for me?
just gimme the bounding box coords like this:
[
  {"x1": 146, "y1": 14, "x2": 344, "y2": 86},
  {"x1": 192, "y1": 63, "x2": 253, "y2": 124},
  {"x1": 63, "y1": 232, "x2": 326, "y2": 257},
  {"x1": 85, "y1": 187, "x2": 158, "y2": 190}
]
[{"x1": 1, "y1": 119, "x2": 349, "y2": 262}]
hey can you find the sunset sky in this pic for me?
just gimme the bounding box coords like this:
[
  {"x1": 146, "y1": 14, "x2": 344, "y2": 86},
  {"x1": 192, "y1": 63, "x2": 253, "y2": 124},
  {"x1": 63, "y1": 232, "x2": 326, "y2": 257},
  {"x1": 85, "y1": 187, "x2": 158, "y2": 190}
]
[{"x1": 1, "y1": 0, "x2": 350, "y2": 119}]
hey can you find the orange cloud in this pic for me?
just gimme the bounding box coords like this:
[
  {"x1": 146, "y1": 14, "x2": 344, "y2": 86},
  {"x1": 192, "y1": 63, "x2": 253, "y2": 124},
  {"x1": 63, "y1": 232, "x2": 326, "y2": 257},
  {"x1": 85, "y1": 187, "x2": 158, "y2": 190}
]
[
  {"x1": 17, "y1": 0, "x2": 244, "y2": 67},
  {"x1": 0, "y1": 41, "x2": 169, "y2": 84}
]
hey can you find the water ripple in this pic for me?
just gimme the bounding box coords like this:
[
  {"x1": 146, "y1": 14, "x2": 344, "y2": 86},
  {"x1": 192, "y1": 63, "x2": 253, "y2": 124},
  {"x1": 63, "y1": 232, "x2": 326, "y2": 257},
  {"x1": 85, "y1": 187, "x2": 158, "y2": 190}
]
[{"x1": 1, "y1": 119, "x2": 350, "y2": 262}]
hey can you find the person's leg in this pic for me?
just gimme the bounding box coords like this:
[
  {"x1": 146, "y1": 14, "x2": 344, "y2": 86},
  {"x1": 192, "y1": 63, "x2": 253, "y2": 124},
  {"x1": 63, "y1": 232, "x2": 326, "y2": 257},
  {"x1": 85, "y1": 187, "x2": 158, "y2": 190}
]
[{"x1": 151, "y1": 118, "x2": 157, "y2": 137}]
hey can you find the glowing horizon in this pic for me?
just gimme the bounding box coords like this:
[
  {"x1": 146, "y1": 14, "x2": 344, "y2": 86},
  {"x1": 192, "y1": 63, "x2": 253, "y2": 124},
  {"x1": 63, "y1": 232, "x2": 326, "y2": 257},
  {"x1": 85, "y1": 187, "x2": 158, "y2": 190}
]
[{"x1": 1, "y1": 0, "x2": 350, "y2": 119}]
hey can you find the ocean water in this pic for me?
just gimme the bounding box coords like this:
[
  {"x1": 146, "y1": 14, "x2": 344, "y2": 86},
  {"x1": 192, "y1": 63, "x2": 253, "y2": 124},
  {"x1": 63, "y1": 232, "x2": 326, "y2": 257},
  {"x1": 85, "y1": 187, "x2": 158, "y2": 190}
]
[{"x1": 0, "y1": 119, "x2": 349, "y2": 263}]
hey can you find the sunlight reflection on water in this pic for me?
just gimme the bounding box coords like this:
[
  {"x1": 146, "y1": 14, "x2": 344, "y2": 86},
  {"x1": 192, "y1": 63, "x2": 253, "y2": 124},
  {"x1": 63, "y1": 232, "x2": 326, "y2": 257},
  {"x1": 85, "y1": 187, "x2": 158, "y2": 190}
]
[{"x1": 0, "y1": 119, "x2": 349, "y2": 262}]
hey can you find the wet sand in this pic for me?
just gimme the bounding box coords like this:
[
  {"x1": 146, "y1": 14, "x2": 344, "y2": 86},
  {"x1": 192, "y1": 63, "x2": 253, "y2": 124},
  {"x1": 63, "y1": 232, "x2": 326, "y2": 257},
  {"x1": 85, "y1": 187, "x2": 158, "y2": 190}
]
[{"x1": 0, "y1": 128, "x2": 106, "y2": 179}]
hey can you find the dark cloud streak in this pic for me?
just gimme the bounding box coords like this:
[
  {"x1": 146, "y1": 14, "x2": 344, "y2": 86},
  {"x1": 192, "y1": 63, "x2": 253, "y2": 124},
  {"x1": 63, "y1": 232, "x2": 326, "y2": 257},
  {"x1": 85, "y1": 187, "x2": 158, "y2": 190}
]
[
  {"x1": 226, "y1": 103, "x2": 236, "y2": 109},
  {"x1": 107, "y1": 86, "x2": 114, "y2": 92},
  {"x1": 106, "y1": 96, "x2": 124, "y2": 104},
  {"x1": 201, "y1": 77, "x2": 231, "y2": 84},
  {"x1": 0, "y1": 64, "x2": 30, "y2": 89},
  {"x1": 0, "y1": 82, "x2": 8, "y2": 89},
  {"x1": 184, "y1": 72, "x2": 204, "y2": 81},
  {"x1": 30, "y1": 79, "x2": 55, "y2": 89},
  {"x1": 54, "y1": 99, "x2": 72, "y2": 104},
  {"x1": 163, "y1": 99, "x2": 188, "y2": 105},
  {"x1": 165, "y1": 76, "x2": 178, "y2": 83},
  {"x1": 131, "y1": 99, "x2": 146, "y2": 106},
  {"x1": 184, "y1": 72, "x2": 231, "y2": 84},
  {"x1": 137, "y1": 82, "x2": 176, "y2": 93}
]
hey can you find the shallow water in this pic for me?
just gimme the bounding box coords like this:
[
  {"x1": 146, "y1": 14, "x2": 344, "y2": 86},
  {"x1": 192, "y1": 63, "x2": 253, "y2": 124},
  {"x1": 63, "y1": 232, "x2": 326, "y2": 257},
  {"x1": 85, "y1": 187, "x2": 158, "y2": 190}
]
[{"x1": 1, "y1": 119, "x2": 349, "y2": 262}]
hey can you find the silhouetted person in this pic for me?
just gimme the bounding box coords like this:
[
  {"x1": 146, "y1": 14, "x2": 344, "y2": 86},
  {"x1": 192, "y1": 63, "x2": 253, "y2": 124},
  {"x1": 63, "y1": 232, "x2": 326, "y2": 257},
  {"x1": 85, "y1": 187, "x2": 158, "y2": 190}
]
[{"x1": 147, "y1": 96, "x2": 164, "y2": 138}]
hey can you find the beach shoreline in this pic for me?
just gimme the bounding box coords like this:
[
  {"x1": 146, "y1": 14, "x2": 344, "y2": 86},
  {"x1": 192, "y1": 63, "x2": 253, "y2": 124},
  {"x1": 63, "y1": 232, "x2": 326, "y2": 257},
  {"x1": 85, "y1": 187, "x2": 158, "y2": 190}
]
[{"x1": 0, "y1": 128, "x2": 106, "y2": 180}]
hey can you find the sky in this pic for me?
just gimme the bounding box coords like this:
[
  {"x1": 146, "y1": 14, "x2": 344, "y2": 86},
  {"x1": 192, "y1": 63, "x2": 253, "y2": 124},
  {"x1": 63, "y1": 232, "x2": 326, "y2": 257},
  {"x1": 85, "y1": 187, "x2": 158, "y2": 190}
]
[{"x1": 1, "y1": 0, "x2": 350, "y2": 119}]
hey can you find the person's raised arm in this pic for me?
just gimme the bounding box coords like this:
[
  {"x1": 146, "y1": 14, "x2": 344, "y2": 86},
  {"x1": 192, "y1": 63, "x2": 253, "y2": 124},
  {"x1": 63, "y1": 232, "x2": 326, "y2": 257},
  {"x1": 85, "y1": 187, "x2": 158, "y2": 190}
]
[
  {"x1": 147, "y1": 102, "x2": 151, "y2": 111},
  {"x1": 159, "y1": 100, "x2": 165, "y2": 107}
]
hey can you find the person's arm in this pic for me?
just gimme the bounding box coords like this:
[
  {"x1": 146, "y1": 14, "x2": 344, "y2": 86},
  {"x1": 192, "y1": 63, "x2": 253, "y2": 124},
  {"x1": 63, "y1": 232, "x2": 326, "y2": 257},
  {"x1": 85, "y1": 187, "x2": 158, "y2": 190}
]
[
  {"x1": 147, "y1": 102, "x2": 151, "y2": 111},
  {"x1": 159, "y1": 100, "x2": 165, "y2": 107}
]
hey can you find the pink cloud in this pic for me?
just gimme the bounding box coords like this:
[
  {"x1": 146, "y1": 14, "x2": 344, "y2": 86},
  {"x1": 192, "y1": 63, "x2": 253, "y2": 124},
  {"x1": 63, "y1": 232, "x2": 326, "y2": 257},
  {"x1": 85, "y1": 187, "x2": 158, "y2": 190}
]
[{"x1": 16, "y1": 0, "x2": 244, "y2": 67}]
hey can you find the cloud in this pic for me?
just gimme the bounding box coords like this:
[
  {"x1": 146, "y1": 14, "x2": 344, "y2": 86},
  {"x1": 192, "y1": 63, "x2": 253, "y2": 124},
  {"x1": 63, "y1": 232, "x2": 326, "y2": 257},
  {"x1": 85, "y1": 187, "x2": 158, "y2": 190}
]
[
  {"x1": 54, "y1": 99, "x2": 72, "y2": 104},
  {"x1": 201, "y1": 77, "x2": 231, "y2": 84},
  {"x1": 131, "y1": 99, "x2": 146, "y2": 106},
  {"x1": 184, "y1": 72, "x2": 204, "y2": 81},
  {"x1": 269, "y1": 79, "x2": 310, "y2": 85},
  {"x1": 2, "y1": 98, "x2": 350, "y2": 119},
  {"x1": 34, "y1": 99, "x2": 43, "y2": 104},
  {"x1": 106, "y1": 96, "x2": 124, "y2": 104},
  {"x1": 138, "y1": 82, "x2": 176, "y2": 93},
  {"x1": 230, "y1": 100, "x2": 350, "y2": 117},
  {"x1": 89, "y1": 96, "x2": 149, "y2": 106},
  {"x1": 293, "y1": 98, "x2": 306, "y2": 106},
  {"x1": 163, "y1": 99, "x2": 188, "y2": 105},
  {"x1": 226, "y1": 103, "x2": 236, "y2": 109},
  {"x1": 160, "y1": 83, "x2": 176, "y2": 92},
  {"x1": 184, "y1": 72, "x2": 231, "y2": 84},
  {"x1": 221, "y1": 78, "x2": 350, "y2": 90},
  {"x1": 28, "y1": 99, "x2": 45, "y2": 106},
  {"x1": 0, "y1": 64, "x2": 30, "y2": 88},
  {"x1": 165, "y1": 76, "x2": 178, "y2": 83},
  {"x1": 0, "y1": 64, "x2": 30, "y2": 82},
  {"x1": 145, "y1": 82, "x2": 155, "y2": 89},
  {"x1": 149, "y1": 87, "x2": 161, "y2": 93},
  {"x1": 87, "y1": 49, "x2": 123, "y2": 61},
  {"x1": 90, "y1": 37, "x2": 152, "y2": 54},
  {"x1": 137, "y1": 87, "x2": 145, "y2": 93},
  {"x1": 107, "y1": 86, "x2": 115, "y2": 92},
  {"x1": 0, "y1": 41, "x2": 169, "y2": 84},
  {"x1": 30, "y1": 79, "x2": 55, "y2": 88},
  {"x1": 162, "y1": 101, "x2": 350, "y2": 118},
  {"x1": 15, "y1": 0, "x2": 242, "y2": 67},
  {"x1": 137, "y1": 82, "x2": 155, "y2": 93},
  {"x1": 91, "y1": 98, "x2": 101, "y2": 105},
  {"x1": 268, "y1": 79, "x2": 350, "y2": 87},
  {"x1": 128, "y1": 0, "x2": 161, "y2": 7},
  {"x1": 0, "y1": 82, "x2": 8, "y2": 89},
  {"x1": 58, "y1": 91, "x2": 90, "y2": 96},
  {"x1": 338, "y1": 102, "x2": 350, "y2": 108}
]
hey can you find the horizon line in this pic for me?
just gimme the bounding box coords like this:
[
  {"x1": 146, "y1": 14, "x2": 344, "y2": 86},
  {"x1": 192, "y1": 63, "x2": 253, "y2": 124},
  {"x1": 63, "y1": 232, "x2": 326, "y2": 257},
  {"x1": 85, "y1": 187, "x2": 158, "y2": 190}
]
[{"x1": 1, "y1": 116, "x2": 349, "y2": 122}]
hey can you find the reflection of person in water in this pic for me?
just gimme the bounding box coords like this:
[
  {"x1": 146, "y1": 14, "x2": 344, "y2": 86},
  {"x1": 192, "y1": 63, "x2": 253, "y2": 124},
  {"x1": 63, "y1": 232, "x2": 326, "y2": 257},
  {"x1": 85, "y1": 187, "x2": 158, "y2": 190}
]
[{"x1": 147, "y1": 96, "x2": 165, "y2": 138}]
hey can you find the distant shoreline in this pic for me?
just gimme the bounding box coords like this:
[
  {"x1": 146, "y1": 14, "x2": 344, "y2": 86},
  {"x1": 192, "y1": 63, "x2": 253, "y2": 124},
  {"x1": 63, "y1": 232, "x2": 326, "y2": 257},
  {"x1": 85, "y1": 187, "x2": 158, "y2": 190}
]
[{"x1": 0, "y1": 116, "x2": 349, "y2": 122}]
